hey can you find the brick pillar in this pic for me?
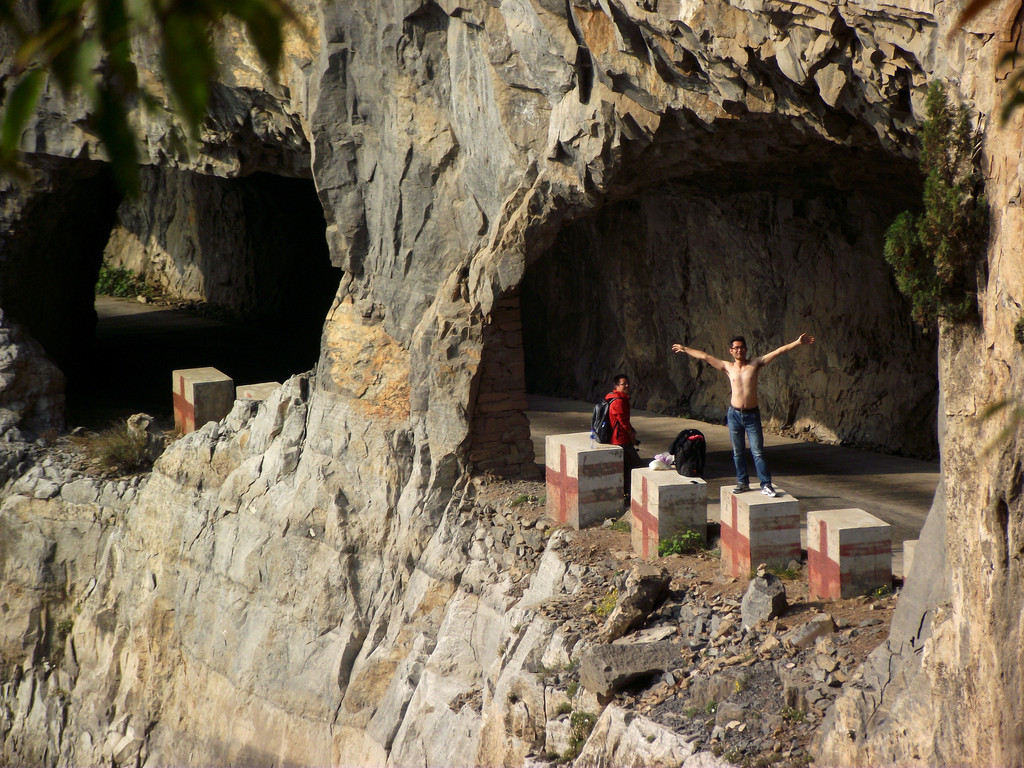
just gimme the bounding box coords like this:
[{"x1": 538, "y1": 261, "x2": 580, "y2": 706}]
[
  {"x1": 545, "y1": 433, "x2": 623, "y2": 529},
  {"x1": 719, "y1": 486, "x2": 801, "y2": 578},
  {"x1": 807, "y1": 509, "x2": 892, "y2": 600},
  {"x1": 630, "y1": 469, "x2": 708, "y2": 560},
  {"x1": 173, "y1": 367, "x2": 235, "y2": 434},
  {"x1": 468, "y1": 293, "x2": 535, "y2": 476}
]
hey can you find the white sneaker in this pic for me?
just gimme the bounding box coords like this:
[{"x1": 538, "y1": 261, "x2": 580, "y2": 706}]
[{"x1": 761, "y1": 485, "x2": 778, "y2": 498}]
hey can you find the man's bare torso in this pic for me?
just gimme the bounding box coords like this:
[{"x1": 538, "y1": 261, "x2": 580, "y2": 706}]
[{"x1": 724, "y1": 360, "x2": 762, "y2": 409}]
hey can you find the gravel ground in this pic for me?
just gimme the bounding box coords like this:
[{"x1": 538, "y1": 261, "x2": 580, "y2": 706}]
[{"x1": 476, "y1": 477, "x2": 898, "y2": 767}]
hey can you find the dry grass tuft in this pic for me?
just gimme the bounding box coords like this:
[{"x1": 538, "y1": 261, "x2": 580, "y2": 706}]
[{"x1": 71, "y1": 423, "x2": 152, "y2": 475}]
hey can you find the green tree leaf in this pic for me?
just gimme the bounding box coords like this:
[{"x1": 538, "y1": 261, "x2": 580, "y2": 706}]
[
  {"x1": 159, "y1": 10, "x2": 217, "y2": 137},
  {"x1": 94, "y1": 83, "x2": 140, "y2": 192},
  {"x1": 0, "y1": 0, "x2": 302, "y2": 191},
  {"x1": 0, "y1": 68, "x2": 46, "y2": 160},
  {"x1": 231, "y1": 0, "x2": 285, "y2": 72}
]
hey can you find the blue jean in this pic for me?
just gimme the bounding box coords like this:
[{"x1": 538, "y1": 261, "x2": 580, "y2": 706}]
[{"x1": 727, "y1": 406, "x2": 771, "y2": 487}]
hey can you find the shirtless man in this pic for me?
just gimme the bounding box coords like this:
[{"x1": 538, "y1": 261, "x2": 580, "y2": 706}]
[{"x1": 672, "y1": 333, "x2": 814, "y2": 497}]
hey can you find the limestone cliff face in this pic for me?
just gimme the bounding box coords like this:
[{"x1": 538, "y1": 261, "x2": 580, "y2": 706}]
[{"x1": 0, "y1": 0, "x2": 1022, "y2": 766}]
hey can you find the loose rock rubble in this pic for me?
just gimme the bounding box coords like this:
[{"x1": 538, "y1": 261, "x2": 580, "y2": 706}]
[{"x1": 474, "y1": 477, "x2": 897, "y2": 767}]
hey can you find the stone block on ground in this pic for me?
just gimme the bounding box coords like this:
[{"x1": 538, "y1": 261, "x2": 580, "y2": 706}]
[
  {"x1": 599, "y1": 563, "x2": 671, "y2": 643},
  {"x1": 578, "y1": 641, "x2": 681, "y2": 697},
  {"x1": 630, "y1": 468, "x2": 707, "y2": 559},
  {"x1": 741, "y1": 573, "x2": 788, "y2": 628},
  {"x1": 545, "y1": 433, "x2": 622, "y2": 529},
  {"x1": 719, "y1": 487, "x2": 800, "y2": 578},
  {"x1": 126, "y1": 413, "x2": 165, "y2": 462},
  {"x1": 172, "y1": 367, "x2": 234, "y2": 434},
  {"x1": 783, "y1": 614, "x2": 835, "y2": 651},
  {"x1": 807, "y1": 508, "x2": 892, "y2": 600},
  {"x1": 236, "y1": 382, "x2": 281, "y2": 401}
]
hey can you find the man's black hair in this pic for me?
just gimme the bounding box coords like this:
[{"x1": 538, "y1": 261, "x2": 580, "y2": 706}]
[
  {"x1": 613, "y1": 373, "x2": 629, "y2": 385},
  {"x1": 730, "y1": 336, "x2": 747, "y2": 347}
]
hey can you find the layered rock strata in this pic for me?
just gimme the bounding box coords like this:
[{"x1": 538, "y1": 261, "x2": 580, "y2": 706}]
[{"x1": 0, "y1": 403, "x2": 890, "y2": 767}]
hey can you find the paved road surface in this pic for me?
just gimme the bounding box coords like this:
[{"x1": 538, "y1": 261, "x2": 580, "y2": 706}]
[
  {"x1": 526, "y1": 395, "x2": 939, "y2": 577},
  {"x1": 71, "y1": 297, "x2": 322, "y2": 427},
  {"x1": 87, "y1": 298, "x2": 938, "y2": 577}
]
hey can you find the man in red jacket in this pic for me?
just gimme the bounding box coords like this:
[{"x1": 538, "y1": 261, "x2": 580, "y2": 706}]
[{"x1": 606, "y1": 374, "x2": 644, "y2": 497}]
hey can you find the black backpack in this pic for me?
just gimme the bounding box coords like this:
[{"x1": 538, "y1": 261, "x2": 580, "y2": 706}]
[
  {"x1": 670, "y1": 429, "x2": 706, "y2": 477},
  {"x1": 591, "y1": 396, "x2": 618, "y2": 444}
]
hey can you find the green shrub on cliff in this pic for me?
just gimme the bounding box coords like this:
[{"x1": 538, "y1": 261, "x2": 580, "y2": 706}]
[
  {"x1": 95, "y1": 264, "x2": 162, "y2": 301},
  {"x1": 883, "y1": 82, "x2": 988, "y2": 327}
]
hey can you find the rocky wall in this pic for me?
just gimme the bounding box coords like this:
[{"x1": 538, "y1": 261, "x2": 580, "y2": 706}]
[
  {"x1": 102, "y1": 168, "x2": 336, "y2": 318},
  {"x1": 815, "y1": 57, "x2": 1024, "y2": 766}
]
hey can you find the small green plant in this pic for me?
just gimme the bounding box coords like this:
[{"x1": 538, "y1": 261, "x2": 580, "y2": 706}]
[
  {"x1": 883, "y1": 82, "x2": 988, "y2": 327},
  {"x1": 1015, "y1": 316, "x2": 1024, "y2": 347},
  {"x1": 704, "y1": 700, "x2": 717, "y2": 715},
  {"x1": 556, "y1": 702, "x2": 572, "y2": 716},
  {"x1": 560, "y1": 711, "x2": 598, "y2": 762},
  {"x1": 537, "y1": 659, "x2": 577, "y2": 675},
  {"x1": 723, "y1": 747, "x2": 742, "y2": 764},
  {"x1": 610, "y1": 518, "x2": 631, "y2": 533},
  {"x1": 566, "y1": 681, "x2": 579, "y2": 698},
  {"x1": 55, "y1": 618, "x2": 74, "y2": 640},
  {"x1": 646, "y1": 733, "x2": 657, "y2": 743},
  {"x1": 509, "y1": 493, "x2": 533, "y2": 507},
  {"x1": 683, "y1": 706, "x2": 701, "y2": 717},
  {"x1": 782, "y1": 706, "x2": 806, "y2": 723},
  {"x1": 658, "y1": 529, "x2": 704, "y2": 557},
  {"x1": 95, "y1": 264, "x2": 163, "y2": 302},
  {"x1": 734, "y1": 674, "x2": 748, "y2": 693},
  {"x1": 764, "y1": 564, "x2": 801, "y2": 580},
  {"x1": 593, "y1": 589, "x2": 618, "y2": 619},
  {"x1": 868, "y1": 584, "x2": 894, "y2": 599}
]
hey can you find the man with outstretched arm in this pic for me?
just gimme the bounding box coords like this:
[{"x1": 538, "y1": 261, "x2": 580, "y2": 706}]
[{"x1": 671, "y1": 333, "x2": 814, "y2": 497}]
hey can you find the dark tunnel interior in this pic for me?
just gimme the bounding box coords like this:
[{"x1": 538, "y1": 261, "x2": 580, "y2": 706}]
[
  {"x1": 2, "y1": 164, "x2": 338, "y2": 430},
  {"x1": 518, "y1": 119, "x2": 939, "y2": 459}
]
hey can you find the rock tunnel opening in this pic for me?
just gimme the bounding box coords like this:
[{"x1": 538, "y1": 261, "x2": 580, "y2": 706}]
[
  {"x1": 3, "y1": 164, "x2": 339, "y2": 430},
  {"x1": 79, "y1": 168, "x2": 339, "y2": 427},
  {"x1": 525, "y1": 132, "x2": 938, "y2": 459},
  {"x1": 470, "y1": 116, "x2": 940, "y2": 477},
  {"x1": 0, "y1": 162, "x2": 122, "y2": 390}
]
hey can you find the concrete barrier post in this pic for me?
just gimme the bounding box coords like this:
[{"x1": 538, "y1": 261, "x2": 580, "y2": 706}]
[
  {"x1": 236, "y1": 382, "x2": 281, "y2": 402},
  {"x1": 545, "y1": 433, "x2": 623, "y2": 529},
  {"x1": 630, "y1": 468, "x2": 707, "y2": 560},
  {"x1": 719, "y1": 486, "x2": 800, "y2": 578},
  {"x1": 173, "y1": 367, "x2": 234, "y2": 434},
  {"x1": 807, "y1": 508, "x2": 892, "y2": 600}
]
